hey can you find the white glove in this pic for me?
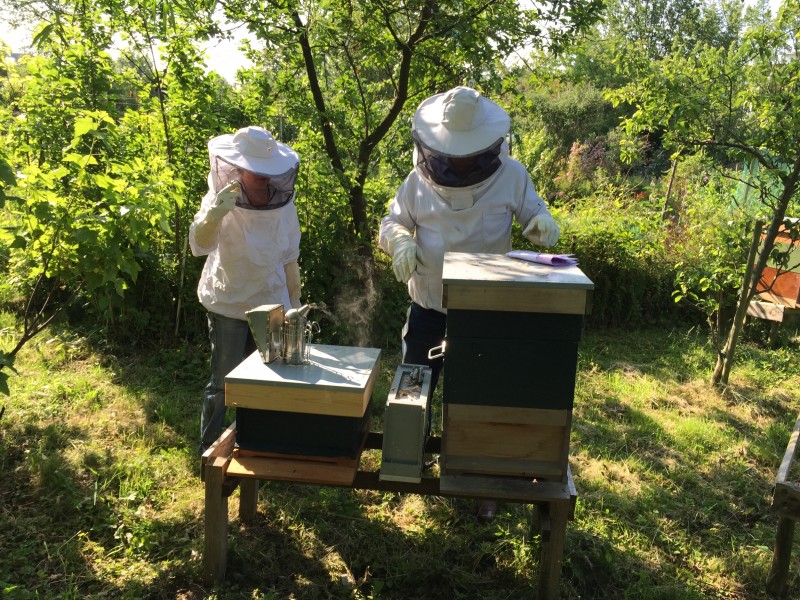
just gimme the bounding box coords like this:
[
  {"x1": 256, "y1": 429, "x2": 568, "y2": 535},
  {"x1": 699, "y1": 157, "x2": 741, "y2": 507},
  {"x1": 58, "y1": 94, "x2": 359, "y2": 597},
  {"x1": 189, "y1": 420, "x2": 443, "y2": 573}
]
[
  {"x1": 284, "y1": 261, "x2": 302, "y2": 308},
  {"x1": 192, "y1": 182, "x2": 241, "y2": 248},
  {"x1": 207, "y1": 181, "x2": 241, "y2": 221},
  {"x1": 523, "y1": 212, "x2": 560, "y2": 247},
  {"x1": 383, "y1": 227, "x2": 417, "y2": 284}
]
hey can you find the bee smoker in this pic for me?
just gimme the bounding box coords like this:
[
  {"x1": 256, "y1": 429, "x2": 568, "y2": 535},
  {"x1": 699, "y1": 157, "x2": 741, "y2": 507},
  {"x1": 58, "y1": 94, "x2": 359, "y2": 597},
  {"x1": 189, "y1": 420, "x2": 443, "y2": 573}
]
[
  {"x1": 245, "y1": 303, "x2": 320, "y2": 365},
  {"x1": 281, "y1": 304, "x2": 320, "y2": 365}
]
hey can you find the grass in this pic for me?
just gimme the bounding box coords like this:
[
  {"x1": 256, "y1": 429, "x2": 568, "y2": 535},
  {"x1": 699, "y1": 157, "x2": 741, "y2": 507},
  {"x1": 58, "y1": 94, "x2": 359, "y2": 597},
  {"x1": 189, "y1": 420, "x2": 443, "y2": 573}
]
[{"x1": 1, "y1": 315, "x2": 799, "y2": 599}]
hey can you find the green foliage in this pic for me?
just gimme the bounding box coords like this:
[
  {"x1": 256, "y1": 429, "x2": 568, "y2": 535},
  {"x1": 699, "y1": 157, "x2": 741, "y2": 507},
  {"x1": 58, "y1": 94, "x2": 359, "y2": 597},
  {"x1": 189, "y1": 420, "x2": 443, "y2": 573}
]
[
  {"x1": 670, "y1": 171, "x2": 751, "y2": 322},
  {"x1": 507, "y1": 80, "x2": 624, "y2": 199},
  {"x1": 554, "y1": 187, "x2": 684, "y2": 329},
  {"x1": 224, "y1": 0, "x2": 604, "y2": 251},
  {"x1": 608, "y1": 3, "x2": 800, "y2": 383}
]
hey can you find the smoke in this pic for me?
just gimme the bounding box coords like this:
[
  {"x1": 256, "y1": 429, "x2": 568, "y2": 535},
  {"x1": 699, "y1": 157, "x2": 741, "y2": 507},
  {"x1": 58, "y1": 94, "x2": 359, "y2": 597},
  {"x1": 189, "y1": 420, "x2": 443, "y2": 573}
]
[{"x1": 332, "y1": 255, "x2": 379, "y2": 348}]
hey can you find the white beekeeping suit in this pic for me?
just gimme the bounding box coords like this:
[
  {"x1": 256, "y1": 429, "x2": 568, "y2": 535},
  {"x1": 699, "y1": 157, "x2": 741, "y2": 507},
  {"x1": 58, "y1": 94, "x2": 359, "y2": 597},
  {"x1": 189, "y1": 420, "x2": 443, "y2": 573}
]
[
  {"x1": 379, "y1": 86, "x2": 559, "y2": 313},
  {"x1": 190, "y1": 125, "x2": 303, "y2": 453},
  {"x1": 190, "y1": 126, "x2": 302, "y2": 317}
]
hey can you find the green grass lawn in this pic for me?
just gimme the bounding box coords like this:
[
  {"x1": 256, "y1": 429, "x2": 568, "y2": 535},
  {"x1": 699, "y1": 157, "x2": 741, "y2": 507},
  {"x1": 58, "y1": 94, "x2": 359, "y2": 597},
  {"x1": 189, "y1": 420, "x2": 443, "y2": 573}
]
[{"x1": 1, "y1": 317, "x2": 799, "y2": 599}]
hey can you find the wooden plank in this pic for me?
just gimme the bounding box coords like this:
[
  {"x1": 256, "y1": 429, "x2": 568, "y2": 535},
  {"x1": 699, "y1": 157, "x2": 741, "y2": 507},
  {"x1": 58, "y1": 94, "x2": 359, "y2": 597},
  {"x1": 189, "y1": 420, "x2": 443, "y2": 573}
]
[
  {"x1": 234, "y1": 447, "x2": 360, "y2": 468},
  {"x1": 443, "y1": 455, "x2": 565, "y2": 478},
  {"x1": 538, "y1": 498, "x2": 571, "y2": 600},
  {"x1": 203, "y1": 456, "x2": 230, "y2": 585},
  {"x1": 567, "y1": 465, "x2": 577, "y2": 519},
  {"x1": 201, "y1": 421, "x2": 236, "y2": 482},
  {"x1": 225, "y1": 346, "x2": 381, "y2": 417},
  {"x1": 239, "y1": 479, "x2": 259, "y2": 523},
  {"x1": 766, "y1": 516, "x2": 796, "y2": 597},
  {"x1": 773, "y1": 481, "x2": 800, "y2": 516},
  {"x1": 775, "y1": 416, "x2": 800, "y2": 485},
  {"x1": 445, "y1": 419, "x2": 567, "y2": 462},
  {"x1": 758, "y1": 267, "x2": 800, "y2": 307},
  {"x1": 227, "y1": 456, "x2": 357, "y2": 486},
  {"x1": 441, "y1": 252, "x2": 593, "y2": 313},
  {"x1": 446, "y1": 404, "x2": 570, "y2": 426},
  {"x1": 441, "y1": 252, "x2": 595, "y2": 290},
  {"x1": 443, "y1": 284, "x2": 589, "y2": 314},
  {"x1": 748, "y1": 299, "x2": 786, "y2": 322},
  {"x1": 439, "y1": 473, "x2": 572, "y2": 502},
  {"x1": 226, "y1": 382, "x2": 369, "y2": 416}
]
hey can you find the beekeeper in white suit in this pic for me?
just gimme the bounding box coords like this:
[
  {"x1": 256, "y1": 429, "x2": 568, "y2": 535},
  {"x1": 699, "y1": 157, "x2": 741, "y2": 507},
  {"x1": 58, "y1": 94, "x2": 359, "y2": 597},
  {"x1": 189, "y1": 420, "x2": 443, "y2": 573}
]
[
  {"x1": 190, "y1": 125, "x2": 302, "y2": 453},
  {"x1": 379, "y1": 87, "x2": 559, "y2": 517}
]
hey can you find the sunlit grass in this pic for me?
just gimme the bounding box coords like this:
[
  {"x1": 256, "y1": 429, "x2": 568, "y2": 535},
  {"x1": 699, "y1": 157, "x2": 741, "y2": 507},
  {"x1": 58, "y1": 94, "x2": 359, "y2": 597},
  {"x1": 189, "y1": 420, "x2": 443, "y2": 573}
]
[{"x1": 1, "y1": 323, "x2": 800, "y2": 598}]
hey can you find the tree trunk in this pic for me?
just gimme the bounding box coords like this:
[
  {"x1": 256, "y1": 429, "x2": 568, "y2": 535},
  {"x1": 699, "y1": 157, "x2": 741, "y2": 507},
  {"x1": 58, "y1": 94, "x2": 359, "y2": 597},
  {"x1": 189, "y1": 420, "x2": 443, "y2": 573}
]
[
  {"x1": 662, "y1": 155, "x2": 679, "y2": 220},
  {"x1": 712, "y1": 221, "x2": 762, "y2": 387}
]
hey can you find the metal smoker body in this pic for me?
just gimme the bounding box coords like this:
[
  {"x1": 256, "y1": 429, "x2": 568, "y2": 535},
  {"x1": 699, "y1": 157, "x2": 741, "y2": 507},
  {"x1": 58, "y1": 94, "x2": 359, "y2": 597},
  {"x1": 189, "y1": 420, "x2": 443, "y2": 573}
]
[{"x1": 246, "y1": 303, "x2": 320, "y2": 365}]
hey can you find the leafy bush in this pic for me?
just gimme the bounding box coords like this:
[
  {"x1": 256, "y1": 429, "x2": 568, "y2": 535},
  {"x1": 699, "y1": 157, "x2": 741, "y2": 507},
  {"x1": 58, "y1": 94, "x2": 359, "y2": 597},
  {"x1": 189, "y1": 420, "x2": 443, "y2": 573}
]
[
  {"x1": 666, "y1": 167, "x2": 753, "y2": 332},
  {"x1": 549, "y1": 185, "x2": 691, "y2": 329}
]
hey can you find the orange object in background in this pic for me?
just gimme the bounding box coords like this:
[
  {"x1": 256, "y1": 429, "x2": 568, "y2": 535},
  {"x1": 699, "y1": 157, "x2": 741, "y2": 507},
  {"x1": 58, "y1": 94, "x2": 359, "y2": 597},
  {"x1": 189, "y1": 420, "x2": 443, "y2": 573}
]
[{"x1": 756, "y1": 222, "x2": 800, "y2": 308}]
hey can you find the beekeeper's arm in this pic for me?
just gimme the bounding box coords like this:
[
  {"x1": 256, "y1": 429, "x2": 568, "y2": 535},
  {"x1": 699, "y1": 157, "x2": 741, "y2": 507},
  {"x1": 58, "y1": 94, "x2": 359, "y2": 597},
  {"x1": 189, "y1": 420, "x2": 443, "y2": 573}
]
[
  {"x1": 379, "y1": 182, "x2": 418, "y2": 284},
  {"x1": 514, "y1": 171, "x2": 560, "y2": 248},
  {"x1": 189, "y1": 181, "x2": 240, "y2": 253}
]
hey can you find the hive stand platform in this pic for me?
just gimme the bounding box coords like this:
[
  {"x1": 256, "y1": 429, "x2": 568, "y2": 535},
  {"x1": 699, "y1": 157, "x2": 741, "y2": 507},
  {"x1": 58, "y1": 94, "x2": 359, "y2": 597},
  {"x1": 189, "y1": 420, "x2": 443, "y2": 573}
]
[{"x1": 202, "y1": 423, "x2": 577, "y2": 600}]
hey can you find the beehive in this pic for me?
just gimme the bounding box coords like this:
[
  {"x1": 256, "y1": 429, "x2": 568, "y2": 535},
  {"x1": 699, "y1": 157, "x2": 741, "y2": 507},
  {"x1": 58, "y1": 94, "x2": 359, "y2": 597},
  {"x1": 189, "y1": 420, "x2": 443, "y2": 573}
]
[
  {"x1": 757, "y1": 224, "x2": 800, "y2": 309},
  {"x1": 225, "y1": 344, "x2": 382, "y2": 457},
  {"x1": 440, "y1": 252, "x2": 594, "y2": 482}
]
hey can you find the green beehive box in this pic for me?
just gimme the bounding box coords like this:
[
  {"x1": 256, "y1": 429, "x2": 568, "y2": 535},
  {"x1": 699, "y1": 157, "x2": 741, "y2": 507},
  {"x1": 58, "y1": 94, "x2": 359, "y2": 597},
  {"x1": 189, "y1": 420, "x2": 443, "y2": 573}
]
[
  {"x1": 441, "y1": 253, "x2": 593, "y2": 411},
  {"x1": 440, "y1": 252, "x2": 594, "y2": 481},
  {"x1": 225, "y1": 345, "x2": 382, "y2": 458}
]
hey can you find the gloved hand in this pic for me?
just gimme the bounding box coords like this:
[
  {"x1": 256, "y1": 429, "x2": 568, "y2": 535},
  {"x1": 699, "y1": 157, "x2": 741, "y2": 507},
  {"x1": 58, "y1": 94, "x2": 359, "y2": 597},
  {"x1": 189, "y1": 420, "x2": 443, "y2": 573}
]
[
  {"x1": 284, "y1": 261, "x2": 302, "y2": 308},
  {"x1": 383, "y1": 228, "x2": 417, "y2": 284},
  {"x1": 523, "y1": 212, "x2": 560, "y2": 247},
  {"x1": 207, "y1": 181, "x2": 241, "y2": 221}
]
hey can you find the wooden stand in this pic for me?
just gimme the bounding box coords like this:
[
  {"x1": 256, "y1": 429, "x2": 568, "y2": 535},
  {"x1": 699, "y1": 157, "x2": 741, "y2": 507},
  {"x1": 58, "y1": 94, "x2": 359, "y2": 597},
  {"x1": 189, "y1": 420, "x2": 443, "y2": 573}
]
[
  {"x1": 202, "y1": 423, "x2": 577, "y2": 600},
  {"x1": 767, "y1": 415, "x2": 800, "y2": 597}
]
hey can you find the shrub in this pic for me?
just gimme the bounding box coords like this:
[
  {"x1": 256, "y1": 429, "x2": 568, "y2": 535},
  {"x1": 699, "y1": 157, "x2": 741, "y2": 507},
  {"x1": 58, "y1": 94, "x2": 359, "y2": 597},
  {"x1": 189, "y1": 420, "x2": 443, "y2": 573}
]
[{"x1": 548, "y1": 185, "x2": 692, "y2": 329}]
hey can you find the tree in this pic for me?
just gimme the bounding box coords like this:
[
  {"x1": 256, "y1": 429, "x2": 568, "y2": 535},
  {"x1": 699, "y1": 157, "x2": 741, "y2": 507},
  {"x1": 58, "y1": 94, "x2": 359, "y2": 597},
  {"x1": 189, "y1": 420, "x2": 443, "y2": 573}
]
[
  {"x1": 610, "y1": 1, "x2": 800, "y2": 386},
  {"x1": 221, "y1": 0, "x2": 605, "y2": 256}
]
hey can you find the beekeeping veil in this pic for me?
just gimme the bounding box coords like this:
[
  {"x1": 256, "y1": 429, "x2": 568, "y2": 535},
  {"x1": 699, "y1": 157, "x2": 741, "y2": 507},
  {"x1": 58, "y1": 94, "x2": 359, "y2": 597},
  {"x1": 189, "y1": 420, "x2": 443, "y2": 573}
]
[
  {"x1": 208, "y1": 126, "x2": 299, "y2": 210},
  {"x1": 412, "y1": 86, "x2": 510, "y2": 188}
]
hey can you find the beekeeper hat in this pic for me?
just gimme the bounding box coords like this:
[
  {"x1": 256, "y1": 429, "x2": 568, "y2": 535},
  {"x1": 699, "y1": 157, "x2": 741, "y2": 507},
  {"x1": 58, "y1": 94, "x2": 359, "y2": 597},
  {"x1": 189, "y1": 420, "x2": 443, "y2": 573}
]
[
  {"x1": 208, "y1": 126, "x2": 299, "y2": 176},
  {"x1": 412, "y1": 86, "x2": 510, "y2": 157}
]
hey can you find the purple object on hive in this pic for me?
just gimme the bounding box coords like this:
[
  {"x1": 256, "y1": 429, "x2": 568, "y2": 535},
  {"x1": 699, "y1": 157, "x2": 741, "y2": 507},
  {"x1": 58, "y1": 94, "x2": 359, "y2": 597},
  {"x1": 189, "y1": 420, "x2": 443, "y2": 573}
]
[{"x1": 506, "y1": 250, "x2": 579, "y2": 266}]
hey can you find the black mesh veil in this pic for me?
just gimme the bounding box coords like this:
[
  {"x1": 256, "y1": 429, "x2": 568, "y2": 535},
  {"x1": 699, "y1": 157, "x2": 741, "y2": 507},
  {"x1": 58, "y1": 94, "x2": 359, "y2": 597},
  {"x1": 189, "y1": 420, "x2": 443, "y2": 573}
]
[{"x1": 211, "y1": 156, "x2": 298, "y2": 210}]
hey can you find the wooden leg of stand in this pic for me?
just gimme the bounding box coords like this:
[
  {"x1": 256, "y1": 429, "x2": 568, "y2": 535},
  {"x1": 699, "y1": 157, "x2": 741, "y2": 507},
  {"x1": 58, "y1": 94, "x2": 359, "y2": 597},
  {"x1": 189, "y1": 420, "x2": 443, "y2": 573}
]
[
  {"x1": 537, "y1": 499, "x2": 569, "y2": 600},
  {"x1": 767, "y1": 516, "x2": 795, "y2": 597},
  {"x1": 240, "y1": 478, "x2": 259, "y2": 524},
  {"x1": 769, "y1": 321, "x2": 781, "y2": 348},
  {"x1": 203, "y1": 457, "x2": 229, "y2": 585}
]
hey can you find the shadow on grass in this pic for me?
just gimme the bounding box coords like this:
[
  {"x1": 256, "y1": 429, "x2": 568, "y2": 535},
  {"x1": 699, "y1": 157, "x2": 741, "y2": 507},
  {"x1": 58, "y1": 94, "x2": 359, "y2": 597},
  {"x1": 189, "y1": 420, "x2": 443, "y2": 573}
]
[
  {"x1": 572, "y1": 390, "x2": 791, "y2": 600},
  {"x1": 9, "y1": 325, "x2": 797, "y2": 599}
]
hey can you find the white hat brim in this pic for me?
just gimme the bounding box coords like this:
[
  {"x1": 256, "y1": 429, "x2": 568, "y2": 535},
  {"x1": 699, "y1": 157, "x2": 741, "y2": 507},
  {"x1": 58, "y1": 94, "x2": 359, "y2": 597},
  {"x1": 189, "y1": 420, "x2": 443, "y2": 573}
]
[
  {"x1": 412, "y1": 92, "x2": 510, "y2": 156},
  {"x1": 208, "y1": 134, "x2": 299, "y2": 176}
]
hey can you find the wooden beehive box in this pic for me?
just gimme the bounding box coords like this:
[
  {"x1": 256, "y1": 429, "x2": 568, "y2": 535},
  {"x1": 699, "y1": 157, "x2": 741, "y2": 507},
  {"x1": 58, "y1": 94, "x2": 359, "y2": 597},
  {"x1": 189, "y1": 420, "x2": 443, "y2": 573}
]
[
  {"x1": 225, "y1": 344, "x2": 382, "y2": 457},
  {"x1": 757, "y1": 223, "x2": 800, "y2": 309},
  {"x1": 440, "y1": 252, "x2": 594, "y2": 482}
]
